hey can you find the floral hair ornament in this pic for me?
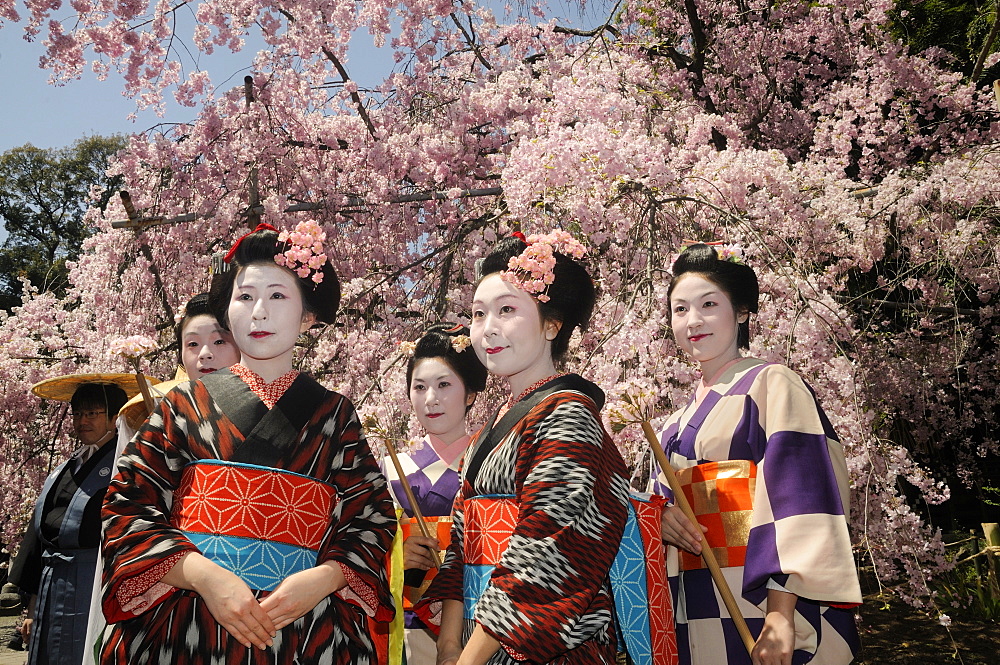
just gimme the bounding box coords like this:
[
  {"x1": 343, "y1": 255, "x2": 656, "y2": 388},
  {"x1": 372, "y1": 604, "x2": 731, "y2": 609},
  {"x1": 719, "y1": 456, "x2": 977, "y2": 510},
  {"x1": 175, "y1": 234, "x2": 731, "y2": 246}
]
[
  {"x1": 501, "y1": 229, "x2": 587, "y2": 303},
  {"x1": 440, "y1": 322, "x2": 473, "y2": 353},
  {"x1": 274, "y1": 219, "x2": 329, "y2": 285},
  {"x1": 450, "y1": 335, "x2": 472, "y2": 353},
  {"x1": 668, "y1": 239, "x2": 747, "y2": 275},
  {"x1": 398, "y1": 340, "x2": 417, "y2": 357}
]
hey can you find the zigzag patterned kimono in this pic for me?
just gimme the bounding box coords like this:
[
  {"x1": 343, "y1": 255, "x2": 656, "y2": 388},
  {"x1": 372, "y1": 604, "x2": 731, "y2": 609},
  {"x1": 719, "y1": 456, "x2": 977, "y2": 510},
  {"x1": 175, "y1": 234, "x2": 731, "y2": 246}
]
[
  {"x1": 420, "y1": 374, "x2": 631, "y2": 664},
  {"x1": 652, "y1": 359, "x2": 862, "y2": 665},
  {"x1": 100, "y1": 370, "x2": 396, "y2": 665}
]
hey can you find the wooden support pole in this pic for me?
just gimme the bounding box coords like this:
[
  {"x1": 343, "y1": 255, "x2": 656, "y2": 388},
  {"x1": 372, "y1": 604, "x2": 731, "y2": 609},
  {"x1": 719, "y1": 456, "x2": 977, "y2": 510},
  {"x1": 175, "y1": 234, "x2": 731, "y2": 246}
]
[
  {"x1": 383, "y1": 439, "x2": 442, "y2": 569},
  {"x1": 640, "y1": 421, "x2": 756, "y2": 656}
]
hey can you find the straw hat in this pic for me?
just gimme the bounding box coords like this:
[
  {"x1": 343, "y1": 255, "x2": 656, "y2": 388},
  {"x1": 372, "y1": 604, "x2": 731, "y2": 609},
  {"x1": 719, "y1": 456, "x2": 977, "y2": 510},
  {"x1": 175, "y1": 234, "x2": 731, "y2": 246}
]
[
  {"x1": 118, "y1": 368, "x2": 190, "y2": 430},
  {"x1": 30, "y1": 373, "x2": 162, "y2": 403}
]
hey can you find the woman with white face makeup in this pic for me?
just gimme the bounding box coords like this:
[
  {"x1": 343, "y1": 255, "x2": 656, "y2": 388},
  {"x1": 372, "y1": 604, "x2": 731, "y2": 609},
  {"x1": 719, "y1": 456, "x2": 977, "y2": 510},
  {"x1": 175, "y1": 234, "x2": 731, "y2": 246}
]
[
  {"x1": 177, "y1": 293, "x2": 241, "y2": 379},
  {"x1": 653, "y1": 243, "x2": 861, "y2": 665},
  {"x1": 100, "y1": 223, "x2": 396, "y2": 665},
  {"x1": 418, "y1": 232, "x2": 631, "y2": 665},
  {"x1": 381, "y1": 322, "x2": 487, "y2": 664}
]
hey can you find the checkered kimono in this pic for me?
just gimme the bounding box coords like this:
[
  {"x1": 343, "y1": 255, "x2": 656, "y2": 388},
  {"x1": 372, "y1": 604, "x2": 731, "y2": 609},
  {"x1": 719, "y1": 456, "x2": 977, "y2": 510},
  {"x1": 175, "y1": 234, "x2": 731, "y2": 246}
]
[{"x1": 651, "y1": 359, "x2": 861, "y2": 665}]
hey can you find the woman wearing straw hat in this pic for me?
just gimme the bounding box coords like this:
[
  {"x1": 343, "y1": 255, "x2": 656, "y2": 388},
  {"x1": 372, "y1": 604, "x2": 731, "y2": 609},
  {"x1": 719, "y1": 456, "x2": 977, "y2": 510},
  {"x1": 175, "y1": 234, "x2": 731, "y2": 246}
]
[{"x1": 8, "y1": 375, "x2": 137, "y2": 665}]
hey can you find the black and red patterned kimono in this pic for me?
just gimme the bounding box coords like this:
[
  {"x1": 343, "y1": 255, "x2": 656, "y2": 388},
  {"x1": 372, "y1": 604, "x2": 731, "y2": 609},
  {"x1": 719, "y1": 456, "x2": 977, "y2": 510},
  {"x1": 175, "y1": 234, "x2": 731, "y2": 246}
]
[
  {"x1": 420, "y1": 374, "x2": 630, "y2": 664},
  {"x1": 100, "y1": 367, "x2": 396, "y2": 664}
]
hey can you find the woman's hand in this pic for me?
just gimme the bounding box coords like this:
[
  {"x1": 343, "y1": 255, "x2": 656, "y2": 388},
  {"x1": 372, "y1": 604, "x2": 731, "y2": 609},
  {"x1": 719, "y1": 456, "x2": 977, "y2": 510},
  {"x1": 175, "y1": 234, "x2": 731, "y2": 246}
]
[
  {"x1": 189, "y1": 564, "x2": 276, "y2": 650},
  {"x1": 436, "y1": 640, "x2": 462, "y2": 665},
  {"x1": 752, "y1": 589, "x2": 797, "y2": 665},
  {"x1": 403, "y1": 534, "x2": 440, "y2": 570},
  {"x1": 660, "y1": 503, "x2": 707, "y2": 554},
  {"x1": 260, "y1": 562, "x2": 345, "y2": 630}
]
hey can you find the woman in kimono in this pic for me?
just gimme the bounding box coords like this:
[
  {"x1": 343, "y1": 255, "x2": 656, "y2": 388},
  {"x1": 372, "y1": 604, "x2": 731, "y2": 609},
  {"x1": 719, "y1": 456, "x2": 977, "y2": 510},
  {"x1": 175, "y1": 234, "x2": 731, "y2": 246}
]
[
  {"x1": 114, "y1": 292, "x2": 241, "y2": 450},
  {"x1": 383, "y1": 322, "x2": 487, "y2": 662},
  {"x1": 422, "y1": 232, "x2": 631, "y2": 665},
  {"x1": 100, "y1": 222, "x2": 396, "y2": 664},
  {"x1": 654, "y1": 243, "x2": 861, "y2": 665}
]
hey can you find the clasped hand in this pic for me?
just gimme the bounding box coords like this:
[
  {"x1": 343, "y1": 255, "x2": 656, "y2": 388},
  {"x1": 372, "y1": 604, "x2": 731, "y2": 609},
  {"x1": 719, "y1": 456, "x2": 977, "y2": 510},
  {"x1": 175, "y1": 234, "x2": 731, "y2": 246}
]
[{"x1": 192, "y1": 558, "x2": 341, "y2": 649}]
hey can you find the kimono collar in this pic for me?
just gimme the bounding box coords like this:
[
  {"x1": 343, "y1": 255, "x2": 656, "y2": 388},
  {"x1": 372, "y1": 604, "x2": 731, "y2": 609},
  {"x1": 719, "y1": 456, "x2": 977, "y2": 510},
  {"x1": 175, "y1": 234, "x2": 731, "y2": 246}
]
[{"x1": 426, "y1": 433, "x2": 471, "y2": 468}]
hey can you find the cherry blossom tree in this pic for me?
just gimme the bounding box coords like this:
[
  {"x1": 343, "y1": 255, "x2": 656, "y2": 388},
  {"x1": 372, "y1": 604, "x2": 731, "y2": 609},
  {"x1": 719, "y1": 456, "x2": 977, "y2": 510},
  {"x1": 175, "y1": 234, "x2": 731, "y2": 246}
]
[{"x1": 0, "y1": 0, "x2": 997, "y2": 606}]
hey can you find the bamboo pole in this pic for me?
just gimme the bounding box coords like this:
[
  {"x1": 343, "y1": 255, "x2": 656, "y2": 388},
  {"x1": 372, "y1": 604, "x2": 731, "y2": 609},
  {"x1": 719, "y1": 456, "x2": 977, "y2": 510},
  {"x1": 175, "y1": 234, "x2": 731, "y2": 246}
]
[
  {"x1": 383, "y1": 440, "x2": 442, "y2": 569},
  {"x1": 640, "y1": 421, "x2": 756, "y2": 656}
]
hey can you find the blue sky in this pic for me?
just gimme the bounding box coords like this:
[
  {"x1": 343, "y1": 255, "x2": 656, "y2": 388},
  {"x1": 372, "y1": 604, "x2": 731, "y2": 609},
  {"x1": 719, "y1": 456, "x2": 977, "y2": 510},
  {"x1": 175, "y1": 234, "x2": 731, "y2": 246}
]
[{"x1": 0, "y1": 25, "x2": 397, "y2": 153}]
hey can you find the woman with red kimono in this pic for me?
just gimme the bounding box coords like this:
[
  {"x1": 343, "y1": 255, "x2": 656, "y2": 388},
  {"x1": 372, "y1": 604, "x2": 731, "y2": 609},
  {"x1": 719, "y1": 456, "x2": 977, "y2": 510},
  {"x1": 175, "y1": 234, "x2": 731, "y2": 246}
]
[
  {"x1": 100, "y1": 222, "x2": 396, "y2": 664},
  {"x1": 421, "y1": 231, "x2": 631, "y2": 665}
]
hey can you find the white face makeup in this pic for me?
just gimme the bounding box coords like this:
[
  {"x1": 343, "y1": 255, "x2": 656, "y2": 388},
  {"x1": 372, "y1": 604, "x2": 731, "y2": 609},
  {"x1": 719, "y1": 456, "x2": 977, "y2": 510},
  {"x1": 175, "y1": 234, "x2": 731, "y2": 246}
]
[
  {"x1": 409, "y1": 357, "x2": 471, "y2": 445},
  {"x1": 227, "y1": 263, "x2": 315, "y2": 381},
  {"x1": 181, "y1": 314, "x2": 240, "y2": 378},
  {"x1": 470, "y1": 273, "x2": 558, "y2": 396},
  {"x1": 669, "y1": 273, "x2": 745, "y2": 379}
]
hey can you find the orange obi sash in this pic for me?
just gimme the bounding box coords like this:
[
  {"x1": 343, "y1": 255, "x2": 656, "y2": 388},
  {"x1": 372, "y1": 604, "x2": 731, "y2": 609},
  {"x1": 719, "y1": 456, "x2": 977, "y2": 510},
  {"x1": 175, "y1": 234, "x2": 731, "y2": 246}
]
[
  {"x1": 171, "y1": 460, "x2": 336, "y2": 591},
  {"x1": 462, "y1": 494, "x2": 678, "y2": 665},
  {"x1": 675, "y1": 460, "x2": 756, "y2": 572},
  {"x1": 396, "y1": 515, "x2": 452, "y2": 608}
]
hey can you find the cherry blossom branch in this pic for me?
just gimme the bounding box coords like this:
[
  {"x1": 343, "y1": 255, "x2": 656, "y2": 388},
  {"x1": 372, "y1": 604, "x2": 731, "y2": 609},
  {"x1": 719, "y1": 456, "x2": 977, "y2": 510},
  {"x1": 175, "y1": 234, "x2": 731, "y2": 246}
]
[
  {"x1": 450, "y1": 13, "x2": 492, "y2": 70},
  {"x1": 321, "y1": 46, "x2": 377, "y2": 138}
]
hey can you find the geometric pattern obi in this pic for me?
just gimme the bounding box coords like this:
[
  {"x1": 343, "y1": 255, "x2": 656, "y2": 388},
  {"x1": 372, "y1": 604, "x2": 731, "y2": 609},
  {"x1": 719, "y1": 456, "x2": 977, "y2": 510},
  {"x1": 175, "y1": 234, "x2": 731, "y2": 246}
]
[
  {"x1": 675, "y1": 460, "x2": 756, "y2": 572},
  {"x1": 610, "y1": 494, "x2": 679, "y2": 665},
  {"x1": 397, "y1": 515, "x2": 452, "y2": 610},
  {"x1": 463, "y1": 494, "x2": 678, "y2": 665},
  {"x1": 170, "y1": 460, "x2": 337, "y2": 591},
  {"x1": 462, "y1": 495, "x2": 518, "y2": 621}
]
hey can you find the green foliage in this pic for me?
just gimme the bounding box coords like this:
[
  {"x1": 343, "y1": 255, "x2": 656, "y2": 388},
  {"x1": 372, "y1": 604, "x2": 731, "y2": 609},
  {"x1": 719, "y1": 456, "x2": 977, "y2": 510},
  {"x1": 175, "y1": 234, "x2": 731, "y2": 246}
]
[
  {"x1": 0, "y1": 135, "x2": 127, "y2": 310},
  {"x1": 890, "y1": 0, "x2": 999, "y2": 83},
  {"x1": 932, "y1": 532, "x2": 1000, "y2": 620}
]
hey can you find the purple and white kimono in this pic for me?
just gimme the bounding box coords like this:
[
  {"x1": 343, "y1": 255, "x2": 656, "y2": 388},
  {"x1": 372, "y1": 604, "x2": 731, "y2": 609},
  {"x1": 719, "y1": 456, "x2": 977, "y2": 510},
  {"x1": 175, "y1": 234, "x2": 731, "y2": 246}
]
[{"x1": 652, "y1": 359, "x2": 861, "y2": 665}]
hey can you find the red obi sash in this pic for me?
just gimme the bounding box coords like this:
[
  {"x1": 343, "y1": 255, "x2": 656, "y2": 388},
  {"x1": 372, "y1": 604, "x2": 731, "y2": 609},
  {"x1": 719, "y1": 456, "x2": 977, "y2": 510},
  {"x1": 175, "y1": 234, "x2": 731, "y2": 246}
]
[
  {"x1": 171, "y1": 460, "x2": 337, "y2": 590},
  {"x1": 675, "y1": 460, "x2": 756, "y2": 572}
]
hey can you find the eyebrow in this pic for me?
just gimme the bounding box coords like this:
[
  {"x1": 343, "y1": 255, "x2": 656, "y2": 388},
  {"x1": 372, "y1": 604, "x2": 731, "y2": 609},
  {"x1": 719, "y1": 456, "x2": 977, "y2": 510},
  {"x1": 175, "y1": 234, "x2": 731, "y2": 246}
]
[
  {"x1": 673, "y1": 290, "x2": 720, "y2": 302},
  {"x1": 472, "y1": 293, "x2": 519, "y2": 305},
  {"x1": 235, "y1": 283, "x2": 291, "y2": 290}
]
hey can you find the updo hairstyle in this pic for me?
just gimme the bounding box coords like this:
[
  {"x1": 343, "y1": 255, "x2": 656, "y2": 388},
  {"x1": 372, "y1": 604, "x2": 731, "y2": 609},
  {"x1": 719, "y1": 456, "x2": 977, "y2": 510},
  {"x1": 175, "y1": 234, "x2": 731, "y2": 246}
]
[
  {"x1": 209, "y1": 227, "x2": 340, "y2": 329},
  {"x1": 406, "y1": 323, "x2": 488, "y2": 408},
  {"x1": 173, "y1": 293, "x2": 213, "y2": 364},
  {"x1": 478, "y1": 235, "x2": 596, "y2": 362},
  {"x1": 667, "y1": 243, "x2": 759, "y2": 349}
]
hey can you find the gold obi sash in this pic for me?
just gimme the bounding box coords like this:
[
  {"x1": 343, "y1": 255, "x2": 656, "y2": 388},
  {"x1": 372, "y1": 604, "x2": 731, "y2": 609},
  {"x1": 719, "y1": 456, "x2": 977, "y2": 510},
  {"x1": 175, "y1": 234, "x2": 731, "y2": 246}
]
[{"x1": 676, "y1": 460, "x2": 756, "y2": 571}]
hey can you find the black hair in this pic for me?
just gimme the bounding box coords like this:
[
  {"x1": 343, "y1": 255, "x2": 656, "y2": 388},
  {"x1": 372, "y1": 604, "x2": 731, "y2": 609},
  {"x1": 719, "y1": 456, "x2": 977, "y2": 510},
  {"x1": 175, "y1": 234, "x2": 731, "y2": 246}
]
[
  {"x1": 406, "y1": 323, "x2": 488, "y2": 405},
  {"x1": 70, "y1": 383, "x2": 128, "y2": 419},
  {"x1": 477, "y1": 235, "x2": 596, "y2": 362},
  {"x1": 209, "y1": 226, "x2": 340, "y2": 328},
  {"x1": 174, "y1": 293, "x2": 214, "y2": 364},
  {"x1": 667, "y1": 243, "x2": 759, "y2": 349}
]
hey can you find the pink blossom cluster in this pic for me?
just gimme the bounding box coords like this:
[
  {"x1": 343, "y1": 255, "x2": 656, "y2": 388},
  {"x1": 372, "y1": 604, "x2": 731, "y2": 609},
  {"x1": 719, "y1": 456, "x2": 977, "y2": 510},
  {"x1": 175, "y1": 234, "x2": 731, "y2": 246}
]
[
  {"x1": 274, "y1": 219, "x2": 328, "y2": 284},
  {"x1": 502, "y1": 229, "x2": 587, "y2": 302},
  {"x1": 502, "y1": 240, "x2": 558, "y2": 302},
  {"x1": 108, "y1": 334, "x2": 160, "y2": 358}
]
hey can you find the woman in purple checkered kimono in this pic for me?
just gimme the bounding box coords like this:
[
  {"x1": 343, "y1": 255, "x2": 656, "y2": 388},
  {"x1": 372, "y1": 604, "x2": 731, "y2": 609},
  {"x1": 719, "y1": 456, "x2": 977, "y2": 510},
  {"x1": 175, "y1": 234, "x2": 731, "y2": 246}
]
[
  {"x1": 653, "y1": 243, "x2": 861, "y2": 665},
  {"x1": 382, "y1": 322, "x2": 487, "y2": 662}
]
